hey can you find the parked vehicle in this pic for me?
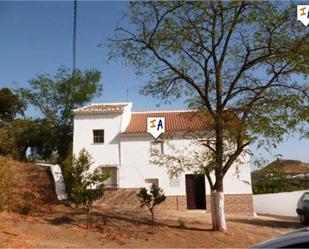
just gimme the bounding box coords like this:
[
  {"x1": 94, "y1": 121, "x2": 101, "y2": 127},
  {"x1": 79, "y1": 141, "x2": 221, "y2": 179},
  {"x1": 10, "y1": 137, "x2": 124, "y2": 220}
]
[
  {"x1": 251, "y1": 227, "x2": 309, "y2": 248},
  {"x1": 296, "y1": 192, "x2": 309, "y2": 225}
]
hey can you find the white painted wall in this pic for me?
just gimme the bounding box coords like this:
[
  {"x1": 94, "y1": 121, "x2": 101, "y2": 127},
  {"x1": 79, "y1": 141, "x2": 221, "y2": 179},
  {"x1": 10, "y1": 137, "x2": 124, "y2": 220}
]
[
  {"x1": 73, "y1": 113, "x2": 123, "y2": 170},
  {"x1": 120, "y1": 134, "x2": 252, "y2": 196},
  {"x1": 37, "y1": 163, "x2": 67, "y2": 200},
  {"x1": 253, "y1": 190, "x2": 308, "y2": 217}
]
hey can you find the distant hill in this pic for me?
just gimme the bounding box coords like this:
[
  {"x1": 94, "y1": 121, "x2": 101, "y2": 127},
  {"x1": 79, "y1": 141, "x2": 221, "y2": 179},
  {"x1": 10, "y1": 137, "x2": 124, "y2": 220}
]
[
  {"x1": 252, "y1": 159, "x2": 309, "y2": 194},
  {"x1": 252, "y1": 159, "x2": 309, "y2": 179}
]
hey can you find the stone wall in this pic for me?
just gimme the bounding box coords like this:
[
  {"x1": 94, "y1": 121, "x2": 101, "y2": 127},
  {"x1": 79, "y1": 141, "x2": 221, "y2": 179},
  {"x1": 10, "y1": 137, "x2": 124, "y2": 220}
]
[{"x1": 97, "y1": 188, "x2": 254, "y2": 215}]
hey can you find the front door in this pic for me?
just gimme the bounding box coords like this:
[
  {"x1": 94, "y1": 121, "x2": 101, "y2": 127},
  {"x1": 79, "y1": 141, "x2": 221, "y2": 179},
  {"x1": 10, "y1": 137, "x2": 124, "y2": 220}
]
[{"x1": 185, "y1": 174, "x2": 206, "y2": 209}]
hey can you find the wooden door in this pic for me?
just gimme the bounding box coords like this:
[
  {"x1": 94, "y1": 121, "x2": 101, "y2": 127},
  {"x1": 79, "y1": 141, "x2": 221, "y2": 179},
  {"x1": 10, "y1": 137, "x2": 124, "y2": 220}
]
[
  {"x1": 185, "y1": 175, "x2": 196, "y2": 209},
  {"x1": 185, "y1": 174, "x2": 206, "y2": 210}
]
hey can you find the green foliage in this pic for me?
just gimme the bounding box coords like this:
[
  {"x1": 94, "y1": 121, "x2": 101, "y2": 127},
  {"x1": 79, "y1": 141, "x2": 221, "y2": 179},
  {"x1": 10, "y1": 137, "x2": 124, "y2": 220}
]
[
  {"x1": 252, "y1": 176, "x2": 309, "y2": 195},
  {"x1": 177, "y1": 218, "x2": 186, "y2": 228},
  {"x1": 0, "y1": 119, "x2": 56, "y2": 161},
  {"x1": 137, "y1": 183, "x2": 166, "y2": 223},
  {"x1": 0, "y1": 88, "x2": 26, "y2": 122},
  {"x1": 63, "y1": 148, "x2": 110, "y2": 228},
  {"x1": 19, "y1": 66, "x2": 102, "y2": 162}
]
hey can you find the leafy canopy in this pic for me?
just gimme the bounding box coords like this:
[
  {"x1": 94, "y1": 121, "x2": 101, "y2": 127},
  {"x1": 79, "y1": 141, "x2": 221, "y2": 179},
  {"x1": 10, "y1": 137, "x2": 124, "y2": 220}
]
[
  {"x1": 0, "y1": 88, "x2": 26, "y2": 121},
  {"x1": 110, "y1": 1, "x2": 309, "y2": 173},
  {"x1": 19, "y1": 66, "x2": 102, "y2": 161}
]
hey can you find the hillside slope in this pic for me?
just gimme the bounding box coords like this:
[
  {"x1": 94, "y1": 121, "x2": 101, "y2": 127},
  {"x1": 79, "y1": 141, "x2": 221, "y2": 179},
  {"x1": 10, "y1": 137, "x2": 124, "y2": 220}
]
[
  {"x1": 252, "y1": 159, "x2": 309, "y2": 194},
  {"x1": 252, "y1": 159, "x2": 309, "y2": 179},
  {"x1": 0, "y1": 156, "x2": 59, "y2": 213}
]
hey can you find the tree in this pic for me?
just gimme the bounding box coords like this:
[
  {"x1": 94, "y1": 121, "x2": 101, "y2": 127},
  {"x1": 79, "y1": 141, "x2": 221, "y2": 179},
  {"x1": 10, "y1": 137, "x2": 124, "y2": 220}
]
[
  {"x1": 10, "y1": 119, "x2": 57, "y2": 161},
  {"x1": 110, "y1": 1, "x2": 309, "y2": 231},
  {"x1": 64, "y1": 148, "x2": 110, "y2": 228},
  {"x1": 0, "y1": 88, "x2": 25, "y2": 122},
  {"x1": 19, "y1": 66, "x2": 102, "y2": 162},
  {"x1": 137, "y1": 183, "x2": 166, "y2": 223}
]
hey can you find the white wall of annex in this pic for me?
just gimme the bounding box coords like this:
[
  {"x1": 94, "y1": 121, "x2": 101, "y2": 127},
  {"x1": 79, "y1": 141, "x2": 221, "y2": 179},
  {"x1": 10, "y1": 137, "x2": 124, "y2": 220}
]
[
  {"x1": 120, "y1": 134, "x2": 252, "y2": 196},
  {"x1": 120, "y1": 135, "x2": 186, "y2": 195},
  {"x1": 73, "y1": 113, "x2": 123, "y2": 170}
]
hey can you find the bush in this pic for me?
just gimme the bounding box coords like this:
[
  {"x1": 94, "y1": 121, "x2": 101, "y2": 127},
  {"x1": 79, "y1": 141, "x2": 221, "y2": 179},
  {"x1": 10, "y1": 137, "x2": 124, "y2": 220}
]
[
  {"x1": 137, "y1": 183, "x2": 166, "y2": 223},
  {"x1": 18, "y1": 191, "x2": 34, "y2": 215},
  {"x1": 19, "y1": 204, "x2": 32, "y2": 215},
  {"x1": 252, "y1": 176, "x2": 309, "y2": 194},
  {"x1": 177, "y1": 218, "x2": 186, "y2": 228}
]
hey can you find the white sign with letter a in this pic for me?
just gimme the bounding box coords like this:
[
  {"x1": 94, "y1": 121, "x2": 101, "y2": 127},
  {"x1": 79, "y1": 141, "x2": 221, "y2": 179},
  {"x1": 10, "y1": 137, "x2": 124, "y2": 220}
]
[{"x1": 147, "y1": 117, "x2": 165, "y2": 139}]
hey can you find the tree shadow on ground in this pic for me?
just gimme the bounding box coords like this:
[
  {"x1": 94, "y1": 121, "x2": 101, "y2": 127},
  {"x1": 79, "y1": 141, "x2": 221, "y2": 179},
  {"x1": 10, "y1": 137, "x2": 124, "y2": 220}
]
[
  {"x1": 47, "y1": 216, "x2": 75, "y2": 225},
  {"x1": 92, "y1": 211, "x2": 213, "y2": 232}
]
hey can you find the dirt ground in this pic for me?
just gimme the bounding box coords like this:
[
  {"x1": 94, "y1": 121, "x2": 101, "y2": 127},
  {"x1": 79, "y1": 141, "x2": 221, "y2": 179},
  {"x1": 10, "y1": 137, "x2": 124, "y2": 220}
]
[{"x1": 0, "y1": 204, "x2": 303, "y2": 248}]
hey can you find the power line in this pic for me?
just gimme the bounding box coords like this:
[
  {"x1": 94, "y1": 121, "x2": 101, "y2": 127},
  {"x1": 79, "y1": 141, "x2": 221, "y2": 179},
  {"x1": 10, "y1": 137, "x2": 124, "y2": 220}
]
[{"x1": 72, "y1": 0, "x2": 77, "y2": 74}]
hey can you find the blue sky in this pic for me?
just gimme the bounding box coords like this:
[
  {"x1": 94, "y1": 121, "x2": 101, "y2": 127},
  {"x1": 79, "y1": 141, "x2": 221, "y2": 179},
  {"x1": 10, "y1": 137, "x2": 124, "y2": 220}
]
[{"x1": 1, "y1": 1, "x2": 309, "y2": 167}]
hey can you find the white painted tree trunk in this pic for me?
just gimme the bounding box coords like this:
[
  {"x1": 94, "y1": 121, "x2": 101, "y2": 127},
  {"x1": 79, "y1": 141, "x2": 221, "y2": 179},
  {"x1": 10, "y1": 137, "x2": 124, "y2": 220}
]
[
  {"x1": 211, "y1": 191, "x2": 217, "y2": 230},
  {"x1": 211, "y1": 191, "x2": 227, "y2": 232}
]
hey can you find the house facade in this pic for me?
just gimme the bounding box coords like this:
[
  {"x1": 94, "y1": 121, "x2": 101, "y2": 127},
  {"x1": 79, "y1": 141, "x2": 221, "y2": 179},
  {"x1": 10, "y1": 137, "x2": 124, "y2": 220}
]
[{"x1": 73, "y1": 102, "x2": 254, "y2": 215}]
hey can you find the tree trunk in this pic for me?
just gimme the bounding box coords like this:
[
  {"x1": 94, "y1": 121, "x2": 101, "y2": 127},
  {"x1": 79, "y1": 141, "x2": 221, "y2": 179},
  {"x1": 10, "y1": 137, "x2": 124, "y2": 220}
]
[
  {"x1": 212, "y1": 190, "x2": 227, "y2": 232},
  {"x1": 210, "y1": 191, "x2": 218, "y2": 230},
  {"x1": 151, "y1": 209, "x2": 154, "y2": 224},
  {"x1": 215, "y1": 191, "x2": 227, "y2": 232},
  {"x1": 87, "y1": 206, "x2": 91, "y2": 229}
]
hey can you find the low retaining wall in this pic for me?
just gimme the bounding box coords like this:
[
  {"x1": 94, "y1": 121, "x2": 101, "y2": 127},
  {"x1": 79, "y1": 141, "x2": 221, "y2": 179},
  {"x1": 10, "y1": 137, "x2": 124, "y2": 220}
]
[
  {"x1": 253, "y1": 190, "x2": 308, "y2": 217},
  {"x1": 97, "y1": 188, "x2": 254, "y2": 215},
  {"x1": 36, "y1": 163, "x2": 67, "y2": 200}
]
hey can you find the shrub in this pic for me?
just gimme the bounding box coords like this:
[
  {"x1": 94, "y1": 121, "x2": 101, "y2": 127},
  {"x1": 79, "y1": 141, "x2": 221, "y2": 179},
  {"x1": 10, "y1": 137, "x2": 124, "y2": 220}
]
[
  {"x1": 18, "y1": 191, "x2": 34, "y2": 215},
  {"x1": 177, "y1": 218, "x2": 186, "y2": 228},
  {"x1": 137, "y1": 183, "x2": 166, "y2": 223}
]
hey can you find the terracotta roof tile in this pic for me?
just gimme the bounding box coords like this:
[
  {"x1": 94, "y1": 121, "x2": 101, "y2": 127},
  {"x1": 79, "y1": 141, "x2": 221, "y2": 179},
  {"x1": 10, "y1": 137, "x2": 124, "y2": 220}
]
[
  {"x1": 73, "y1": 103, "x2": 128, "y2": 114},
  {"x1": 123, "y1": 111, "x2": 211, "y2": 134}
]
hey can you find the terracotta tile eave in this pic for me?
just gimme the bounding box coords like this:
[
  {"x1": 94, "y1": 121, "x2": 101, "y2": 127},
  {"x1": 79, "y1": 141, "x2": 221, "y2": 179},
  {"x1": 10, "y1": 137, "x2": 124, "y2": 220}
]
[
  {"x1": 121, "y1": 128, "x2": 209, "y2": 135},
  {"x1": 73, "y1": 110, "x2": 124, "y2": 115}
]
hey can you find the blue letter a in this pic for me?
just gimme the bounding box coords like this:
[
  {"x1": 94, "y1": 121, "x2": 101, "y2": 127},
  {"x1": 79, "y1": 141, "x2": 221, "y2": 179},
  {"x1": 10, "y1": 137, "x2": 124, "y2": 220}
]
[{"x1": 157, "y1": 119, "x2": 163, "y2": 131}]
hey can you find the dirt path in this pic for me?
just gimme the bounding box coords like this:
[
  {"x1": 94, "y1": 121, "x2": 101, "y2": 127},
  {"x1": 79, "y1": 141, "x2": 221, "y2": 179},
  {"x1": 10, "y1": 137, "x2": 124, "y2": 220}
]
[{"x1": 0, "y1": 205, "x2": 303, "y2": 248}]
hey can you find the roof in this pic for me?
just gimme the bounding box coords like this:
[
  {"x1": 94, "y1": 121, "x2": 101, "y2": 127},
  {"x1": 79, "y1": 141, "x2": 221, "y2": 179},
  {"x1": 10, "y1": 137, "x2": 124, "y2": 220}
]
[
  {"x1": 73, "y1": 103, "x2": 130, "y2": 114},
  {"x1": 123, "y1": 110, "x2": 211, "y2": 134}
]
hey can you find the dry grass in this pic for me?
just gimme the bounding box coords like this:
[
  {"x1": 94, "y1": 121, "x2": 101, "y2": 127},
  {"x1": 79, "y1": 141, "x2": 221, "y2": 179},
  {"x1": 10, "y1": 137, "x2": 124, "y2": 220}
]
[
  {"x1": 0, "y1": 204, "x2": 303, "y2": 248},
  {"x1": 0, "y1": 156, "x2": 59, "y2": 213}
]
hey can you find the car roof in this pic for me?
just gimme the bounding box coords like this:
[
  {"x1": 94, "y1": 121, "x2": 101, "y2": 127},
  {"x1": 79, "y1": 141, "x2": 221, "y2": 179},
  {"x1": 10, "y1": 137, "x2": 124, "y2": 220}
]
[{"x1": 252, "y1": 227, "x2": 309, "y2": 248}]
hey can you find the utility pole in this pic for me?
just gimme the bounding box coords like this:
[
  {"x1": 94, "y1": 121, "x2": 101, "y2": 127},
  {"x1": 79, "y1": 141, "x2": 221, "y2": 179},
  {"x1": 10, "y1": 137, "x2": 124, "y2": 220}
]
[{"x1": 72, "y1": 0, "x2": 77, "y2": 75}]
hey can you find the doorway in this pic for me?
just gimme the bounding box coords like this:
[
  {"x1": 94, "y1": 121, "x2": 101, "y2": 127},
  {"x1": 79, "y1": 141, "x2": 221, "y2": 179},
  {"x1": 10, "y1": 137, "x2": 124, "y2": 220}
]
[{"x1": 185, "y1": 174, "x2": 206, "y2": 210}]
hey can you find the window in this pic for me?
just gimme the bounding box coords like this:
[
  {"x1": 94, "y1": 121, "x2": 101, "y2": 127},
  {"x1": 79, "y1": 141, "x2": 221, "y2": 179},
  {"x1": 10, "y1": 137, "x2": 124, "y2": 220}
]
[
  {"x1": 151, "y1": 141, "x2": 164, "y2": 154},
  {"x1": 302, "y1": 193, "x2": 309, "y2": 202},
  {"x1": 169, "y1": 177, "x2": 180, "y2": 187},
  {"x1": 93, "y1": 129, "x2": 104, "y2": 144},
  {"x1": 145, "y1": 178, "x2": 159, "y2": 188},
  {"x1": 104, "y1": 166, "x2": 118, "y2": 188}
]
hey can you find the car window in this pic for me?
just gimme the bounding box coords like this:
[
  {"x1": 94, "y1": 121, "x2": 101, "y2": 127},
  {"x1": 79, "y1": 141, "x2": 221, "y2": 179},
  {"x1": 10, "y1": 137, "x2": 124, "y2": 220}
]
[
  {"x1": 282, "y1": 242, "x2": 309, "y2": 248},
  {"x1": 302, "y1": 193, "x2": 309, "y2": 202}
]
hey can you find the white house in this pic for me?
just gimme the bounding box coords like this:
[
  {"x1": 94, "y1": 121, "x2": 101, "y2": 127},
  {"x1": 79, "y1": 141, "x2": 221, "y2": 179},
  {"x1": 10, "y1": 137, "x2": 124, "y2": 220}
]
[{"x1": 73, "y1": 102, "x2": 253, "y2": 215}]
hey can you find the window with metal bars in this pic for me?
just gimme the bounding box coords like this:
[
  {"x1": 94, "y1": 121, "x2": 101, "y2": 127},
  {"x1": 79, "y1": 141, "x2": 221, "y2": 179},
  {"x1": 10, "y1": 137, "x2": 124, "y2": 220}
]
[{"x1": 93, "y1": 129, "x2": 104, "y2": 144}]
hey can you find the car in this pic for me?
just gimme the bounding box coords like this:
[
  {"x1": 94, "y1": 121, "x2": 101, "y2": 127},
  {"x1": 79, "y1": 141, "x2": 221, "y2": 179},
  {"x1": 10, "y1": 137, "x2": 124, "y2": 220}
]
[
  {"x1": 296, "y1": 192, "x2": 309, "y2": 225},
  {"x1": 251, "y1": 227, "x2": 309, "y2": 248}
]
